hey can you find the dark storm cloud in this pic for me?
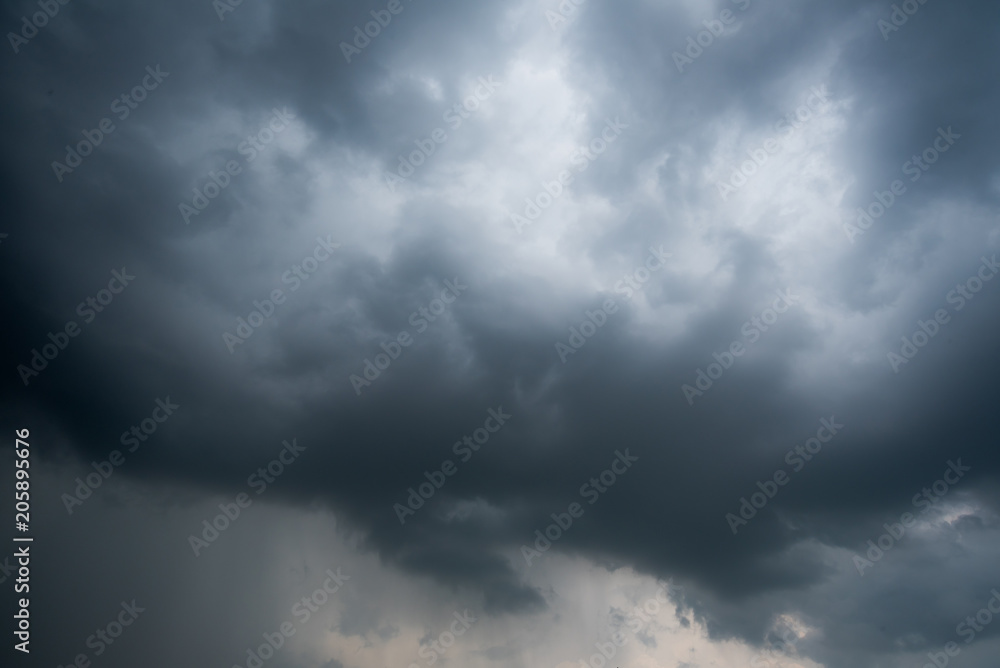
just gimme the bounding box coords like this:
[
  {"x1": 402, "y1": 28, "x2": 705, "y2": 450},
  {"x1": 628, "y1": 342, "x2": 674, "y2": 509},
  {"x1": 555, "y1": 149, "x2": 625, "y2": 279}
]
[{"x1": 3, "y1": 1, "x2": 1000, "y2": 667}]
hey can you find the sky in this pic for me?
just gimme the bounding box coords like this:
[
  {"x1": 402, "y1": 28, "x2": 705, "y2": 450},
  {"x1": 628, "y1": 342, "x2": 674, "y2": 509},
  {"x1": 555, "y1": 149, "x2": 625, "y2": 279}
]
[{"x1": 2, "y1": 1, "x2": 1000, "y2": 667}]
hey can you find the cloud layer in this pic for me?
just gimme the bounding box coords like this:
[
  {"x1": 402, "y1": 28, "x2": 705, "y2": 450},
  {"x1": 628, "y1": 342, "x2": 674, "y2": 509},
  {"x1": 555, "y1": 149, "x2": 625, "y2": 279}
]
[{"x1": 2, "y1": 1, "x2": 1000, "y2": 667}]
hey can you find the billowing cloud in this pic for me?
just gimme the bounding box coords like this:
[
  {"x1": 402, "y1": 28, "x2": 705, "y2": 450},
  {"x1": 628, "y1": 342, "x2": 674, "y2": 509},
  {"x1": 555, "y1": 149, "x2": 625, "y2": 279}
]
[{"x1": 2, "y1": 1, "x2": 1000, "y2": 667}]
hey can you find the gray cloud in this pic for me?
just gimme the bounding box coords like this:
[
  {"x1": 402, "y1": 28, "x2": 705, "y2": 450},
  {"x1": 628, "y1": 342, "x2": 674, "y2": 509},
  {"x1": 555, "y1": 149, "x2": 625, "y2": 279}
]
[{"x1": 2, "y1": 1, "x2": 1000, "y2": 667}]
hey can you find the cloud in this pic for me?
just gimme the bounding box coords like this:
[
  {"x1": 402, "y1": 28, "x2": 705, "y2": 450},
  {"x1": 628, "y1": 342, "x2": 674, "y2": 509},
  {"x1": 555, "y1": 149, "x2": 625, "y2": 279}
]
[{"x1": 3, "y1": 0, "x2": 1000, "y2": 666}]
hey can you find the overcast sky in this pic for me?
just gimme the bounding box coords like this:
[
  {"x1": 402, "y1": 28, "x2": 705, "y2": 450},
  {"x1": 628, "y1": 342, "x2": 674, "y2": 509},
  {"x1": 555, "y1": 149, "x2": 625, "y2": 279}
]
[{"x1": 2, "y1": 1, "x2": 1000, "y2": 667}]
